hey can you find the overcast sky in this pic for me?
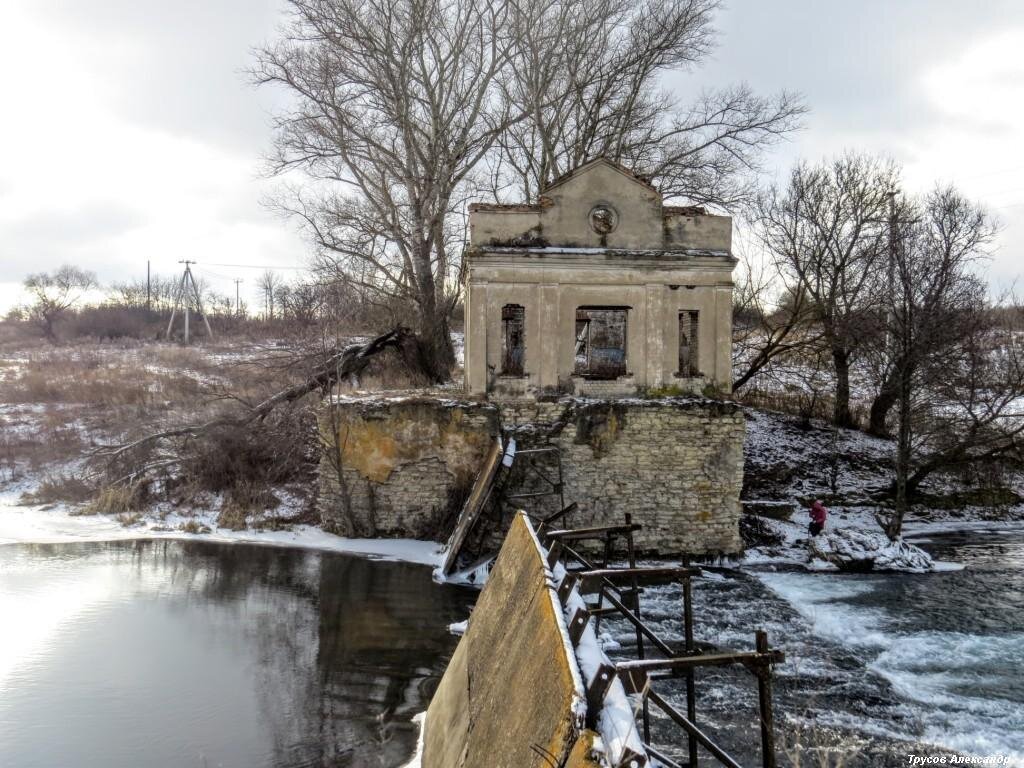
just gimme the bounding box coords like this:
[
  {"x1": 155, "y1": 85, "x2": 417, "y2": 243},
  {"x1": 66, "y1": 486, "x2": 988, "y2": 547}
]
[{"x1": 1, "y1": 0, "x2": 1023, "y2": 313}]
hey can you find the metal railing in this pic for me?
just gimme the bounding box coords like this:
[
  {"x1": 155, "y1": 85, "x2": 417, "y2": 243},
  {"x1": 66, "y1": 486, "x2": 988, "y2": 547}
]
[{"x1": 538, "y1": 513, "x2": 785, "y2": 768}]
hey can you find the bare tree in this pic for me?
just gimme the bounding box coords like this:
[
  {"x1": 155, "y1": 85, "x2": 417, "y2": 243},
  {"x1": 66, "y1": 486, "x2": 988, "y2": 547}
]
[
  {"x1": 757, "y1": 154, "x2": 900, "y2": 427},
  {"x1": 254, "y1": 0, "x2": 532, "y2": 380},
  {"x1": 879, "y1": 187, "x2": 1003, "y2": 538},
  {"x1": 254, "y1": 0, "x2": 803, "y2": 381},
  {"x1": 731, "y1": 253, "x2": 819, "y2": 392},
  {"x1": 493, "y1": 0, "x2": 804, "y2": 206},
  {"x1": 276, "y1": 280, "x2": 327, "y2": 328},
  {"x1": 256, "y1": 270, "x2": 282, "y2": 320},
  {"x1": 23, "y1": 265, "x2": 98, "y2": 342}
]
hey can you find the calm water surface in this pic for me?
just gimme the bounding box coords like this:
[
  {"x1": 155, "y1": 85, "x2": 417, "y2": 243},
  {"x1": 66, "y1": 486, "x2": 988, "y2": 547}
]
[{"x1": 0, "y1": 540, "x2": 475, "y2": 768}]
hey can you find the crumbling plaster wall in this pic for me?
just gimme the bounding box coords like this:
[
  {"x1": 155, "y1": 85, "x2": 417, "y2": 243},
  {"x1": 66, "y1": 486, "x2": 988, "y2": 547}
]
[{"x1": 317, "y1": 395, "x2": 500, "y2": 538}]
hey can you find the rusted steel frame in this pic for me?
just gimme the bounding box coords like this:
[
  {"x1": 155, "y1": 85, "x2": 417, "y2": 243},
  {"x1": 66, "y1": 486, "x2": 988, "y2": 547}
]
[
  {"x1": 646, "y1": 689, "x2": 744, "y2": 768},
  {"x1": 557, "y1": 544, "x2": 677, "y2": 658},
  {"x1": 506, "y1": 490, "x2": 560, "y2": 499},
  {"x1": 683, "y1": 554, "x2": 697, "y2": 768},
  {"x1": 594, "y1": 529, "x2": 613, "y2": 634},
  {"x1": 584, "y1": 665, "x2": 651, "y2": 768},
  {"x1": 617, "y1": 747, "x2": 649, "y2": 768},
  {"x1": 643, "y1": 743, "x2": 684, "y2": 768},
  {"x1": 536, "y1": 502, "x2": 578, "y2": 536},
  {"x1": 585, "y1": 662, "x2": 616, "y2": 729},
  {"x1": 555, "y1": 451, "x2": 566, "y2": 510},
  {"x1": 755, "y1": 630, "x2": 777, "y2": 768},
  {"x1": 626, "y1": 513, "x2": 651, "y2": 744},
  {"x1": 545, "y1": 523, "x2": 642, "y2": 541},
  {"x1": 567, "y1": 606, "x2": 591, "y2": 645},
  {"x1": 616, "y1": 650, "x2": 785, "y2": 676},
  {"x1": 595, "y1": 585, "x2": 678, "y2": 659},
  {"x1": 545, "y1": 540, "x2": 564, "y2": 568},
  {"x1": 576, "y1": 567, "x2": 699, "y2": 594},
  {"x1": 523, "y1": 461, "x2": 561, "y2": 491}
]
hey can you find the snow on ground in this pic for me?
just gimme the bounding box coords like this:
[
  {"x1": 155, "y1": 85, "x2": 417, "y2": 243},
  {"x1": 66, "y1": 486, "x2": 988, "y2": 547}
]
[
  {"x1": 0, "y1": 491, "x2": 443, "y2": 566},
  {"x1": 742, "y1": 506, "x2": 977, "y2": 572}
]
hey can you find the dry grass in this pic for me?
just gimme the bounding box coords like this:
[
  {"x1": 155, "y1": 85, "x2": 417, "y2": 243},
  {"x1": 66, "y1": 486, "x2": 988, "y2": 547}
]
[
  {"x1": 81, "y1": 483, "x2": 147, "y2": 516},
  {"x1": 19, "y1": 473, "x2": 94, "y2": 505},
  {"x1": 179, "y1": 519, "x2": 212, "y2": 534},
  {"x1": 1, "y1": 338, "x2": 328, "y2": 525}
]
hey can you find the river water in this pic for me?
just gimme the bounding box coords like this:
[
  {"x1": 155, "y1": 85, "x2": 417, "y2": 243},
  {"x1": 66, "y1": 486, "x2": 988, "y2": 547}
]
[
  {"x1": 0, "y1": 539, "x2": 475, "y2": 768},
  {"x1": 2, "y1": 530, "x2": 1021, "y2": 767},
  {"x1": 603, "y1": 528, "x2": 1024, "y2": 767}
]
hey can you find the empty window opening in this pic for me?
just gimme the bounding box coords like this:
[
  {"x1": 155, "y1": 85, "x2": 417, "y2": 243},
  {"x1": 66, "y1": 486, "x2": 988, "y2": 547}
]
[
  {"x1": 501, "y1": 304, "x2": 525, "y2": 375},
  {"x1": 679, "y1": 310, "x2": 701, "y2": 376},
  {"x1": 574, "y1": 307, "x2": 628, "y2": 379}
]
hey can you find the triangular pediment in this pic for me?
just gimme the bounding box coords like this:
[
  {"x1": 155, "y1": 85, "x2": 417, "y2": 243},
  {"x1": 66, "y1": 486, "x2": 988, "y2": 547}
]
[{"x1": 542, "y1": 158, "x2": 659, "y2": 195}]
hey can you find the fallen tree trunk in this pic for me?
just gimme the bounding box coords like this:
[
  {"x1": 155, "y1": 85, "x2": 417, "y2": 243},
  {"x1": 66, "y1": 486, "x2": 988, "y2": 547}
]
[{"x1": 90, "y1": 327, "x2": 419, "y2": 486}]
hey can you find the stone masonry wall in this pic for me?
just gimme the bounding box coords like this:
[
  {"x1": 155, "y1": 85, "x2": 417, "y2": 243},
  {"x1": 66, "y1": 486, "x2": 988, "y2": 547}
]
[
  {"x1": 316, "y1": 392, "x2": 743, "y2": 555},
  {"x1": 500, "y1": 397, "x2": 745, "y2": 554},
  {"x1": 317, "y1": 394, "x2": 499, "y2": 538}
]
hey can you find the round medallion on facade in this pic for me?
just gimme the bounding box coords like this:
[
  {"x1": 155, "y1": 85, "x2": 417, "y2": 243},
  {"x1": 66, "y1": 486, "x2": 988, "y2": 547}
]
[{"x1": 589, "y1": 204, "x2": 618, "y2": 235}]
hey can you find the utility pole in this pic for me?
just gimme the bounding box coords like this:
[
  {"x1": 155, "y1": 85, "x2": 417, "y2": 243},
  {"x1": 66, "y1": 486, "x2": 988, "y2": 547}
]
[
  {"x1": 166, "y1": 260, "x2": 214, "y2": 343},
  {"x1": 234, "y1": 279, "x2": 243, "y2": 316},
  {"x1": 146, "y1": 261, "x2": 151, "y2": 311}
]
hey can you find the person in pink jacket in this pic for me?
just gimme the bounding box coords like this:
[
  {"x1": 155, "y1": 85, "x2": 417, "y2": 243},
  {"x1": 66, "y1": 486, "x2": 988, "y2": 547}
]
[{"x1": 809, "y1": 500, "x2": 827, "y2": 537}]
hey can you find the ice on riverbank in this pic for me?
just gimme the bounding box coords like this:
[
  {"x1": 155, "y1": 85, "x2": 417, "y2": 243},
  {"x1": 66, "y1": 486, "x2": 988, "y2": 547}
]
[
  {"x1": 743, "y1": 505, "x2": 983, "y2": 572},
  {"x1": 0, "y1": 491, "x2": 443, "y2": 566},
  {"x1": 808, "y1": 528, "x2": 935, "y2": 572}
]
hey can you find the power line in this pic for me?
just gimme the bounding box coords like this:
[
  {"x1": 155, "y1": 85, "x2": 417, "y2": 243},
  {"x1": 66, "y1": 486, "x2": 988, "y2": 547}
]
[{"x1": 200, "y1": 262, "x2": 307, "y2": 271}]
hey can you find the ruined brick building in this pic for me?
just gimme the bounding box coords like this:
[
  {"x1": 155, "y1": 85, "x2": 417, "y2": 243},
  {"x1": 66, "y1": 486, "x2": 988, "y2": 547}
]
[
  {"x1": 463, "y1": 158, "x2": 736, "y2": 398},
  {"x1": 318, "y1": 160, "x2": 744, "y2": 555}
]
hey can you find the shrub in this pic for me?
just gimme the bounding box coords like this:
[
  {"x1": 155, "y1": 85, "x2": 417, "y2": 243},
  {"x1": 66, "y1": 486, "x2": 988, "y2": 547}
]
[
  {"x1": 82, "y1": 483, "x2": 147, "y2": 516},
  {"x1": 21, "y1": 473, "x2": 94, "y2": 506}
]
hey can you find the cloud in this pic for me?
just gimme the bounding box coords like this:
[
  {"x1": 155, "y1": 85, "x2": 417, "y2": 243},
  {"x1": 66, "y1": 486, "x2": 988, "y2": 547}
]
[
  {"x1": 668, "y1": 0, "x2": 1024, "y2": 287},
  {"x1": 0, "y1": 0, "x2": 1020, "y2": 315},
  {"x1": 0, "y1": 0, "x2": 307, "y2": 311}
]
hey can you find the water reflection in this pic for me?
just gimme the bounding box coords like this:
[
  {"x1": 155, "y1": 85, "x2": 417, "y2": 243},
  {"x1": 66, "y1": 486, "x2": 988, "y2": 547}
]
[{"x1": 0, "y1": 540, "x2": 474, "y2": 768}]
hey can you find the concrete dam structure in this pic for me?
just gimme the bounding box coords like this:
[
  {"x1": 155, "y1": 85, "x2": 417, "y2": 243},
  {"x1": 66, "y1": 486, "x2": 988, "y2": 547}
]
[
  {"x1": 422, "y1": 510, "x2": 785, "y2": 768},
  {"x1": 423, "y1": 513, "x2": 644, "y2": 768}
]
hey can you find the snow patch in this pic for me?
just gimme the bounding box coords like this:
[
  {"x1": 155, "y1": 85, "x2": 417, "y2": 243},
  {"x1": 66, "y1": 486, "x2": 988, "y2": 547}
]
[
  {"x1": 808, "y1": 528, "x2": 935, "y2": 573},
  {"x1": 0, "y1": 499, "x2": 443, "y2": 566},
  {"x1": 448, "y1": 620, "x2": 467, "y2": 636},
  {"x1": 399, "y1": 711, "x2": 427, "y2": 768}
]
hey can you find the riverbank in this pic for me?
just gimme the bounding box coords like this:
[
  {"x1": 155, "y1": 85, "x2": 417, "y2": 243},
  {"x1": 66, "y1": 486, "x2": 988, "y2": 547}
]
[{"x1": 0, "y1": 489, "x2": 443, "y2": 565}]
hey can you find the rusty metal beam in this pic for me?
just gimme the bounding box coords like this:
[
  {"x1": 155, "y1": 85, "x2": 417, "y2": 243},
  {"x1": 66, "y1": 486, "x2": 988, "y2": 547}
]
[
  {"x1": 616, "y1": 650, "x2": 785, "y2": 676},
  {"x1": 577, "y1": 567, "x2": 700, "y2": 594},
  {"x1": 646, "y1": 689, "x2": 744, "y2": 768},
  {"x1": 544, "y1": 523, "x2": 642, "y2": 541}
]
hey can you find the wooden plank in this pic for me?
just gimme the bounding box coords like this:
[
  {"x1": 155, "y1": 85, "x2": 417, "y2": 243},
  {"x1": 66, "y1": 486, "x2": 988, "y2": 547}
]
[{"x1": 441, "y1": 436, "x2": 504, "y2": 575}]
